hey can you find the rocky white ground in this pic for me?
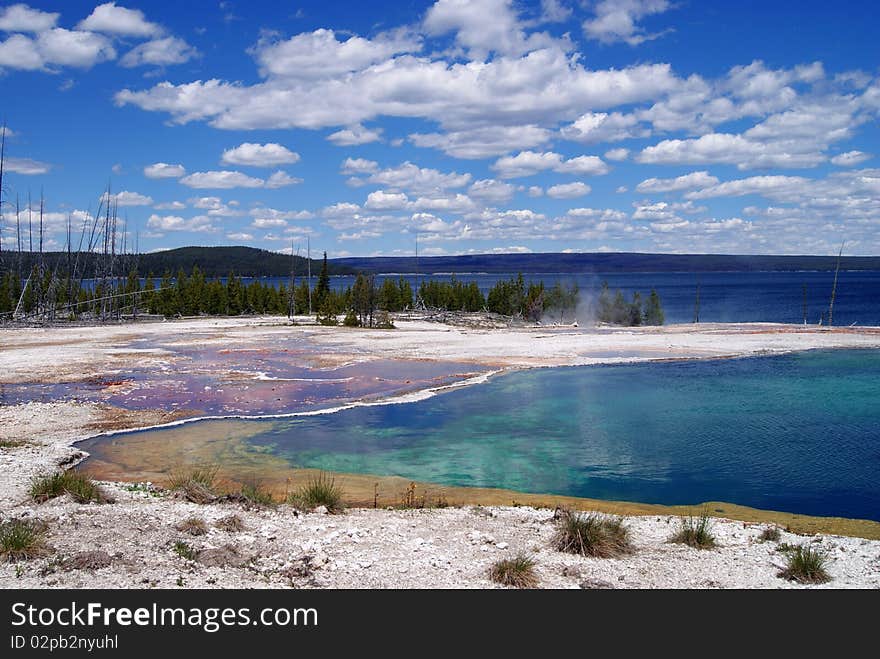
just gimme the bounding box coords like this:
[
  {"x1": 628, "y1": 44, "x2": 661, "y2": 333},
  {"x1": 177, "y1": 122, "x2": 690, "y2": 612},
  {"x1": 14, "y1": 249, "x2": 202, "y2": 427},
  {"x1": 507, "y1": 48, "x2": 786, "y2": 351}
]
[
  {"x1": 2, "y1": 317, "x2": 880, "y2": 383},
  {"x1": 3, "y1": 483, "x2": 879, "y2": 589}
]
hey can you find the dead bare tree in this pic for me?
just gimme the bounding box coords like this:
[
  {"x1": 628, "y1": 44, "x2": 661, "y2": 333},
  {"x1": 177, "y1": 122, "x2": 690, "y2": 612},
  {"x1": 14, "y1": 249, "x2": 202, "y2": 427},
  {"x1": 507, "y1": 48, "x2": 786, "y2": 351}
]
[
  {"x1": 827, "y1": 243, "x2": 844, "y2": 328},
  {"x1": 15, "y1": 194, "x2": 21, "y2": 280},
  {"x1": 0, "y1": 122, "x2": 5, "y2": 267}
]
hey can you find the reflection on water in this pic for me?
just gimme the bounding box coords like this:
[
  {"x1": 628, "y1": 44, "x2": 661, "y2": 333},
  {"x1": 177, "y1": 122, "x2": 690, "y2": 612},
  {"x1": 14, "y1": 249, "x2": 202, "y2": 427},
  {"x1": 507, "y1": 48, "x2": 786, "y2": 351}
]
[{"x1": 78, "y1": 349, "x2": 880, "y2": 521}]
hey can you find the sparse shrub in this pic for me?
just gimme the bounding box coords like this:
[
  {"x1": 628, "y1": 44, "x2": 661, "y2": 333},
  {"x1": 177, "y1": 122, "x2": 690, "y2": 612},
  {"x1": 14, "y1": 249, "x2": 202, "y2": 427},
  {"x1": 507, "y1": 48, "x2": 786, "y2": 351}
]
[
  {"x1": 29, "y1": 473, "x2": 67, "y2": 502},
  {"x1": 168, "y1": 465, "x2": 218, "y2": 490},
  {"x1": 489, "y1": 554, "x2": 539, "y2": 588},
  {"x1": 342, "y1": 309, "x2": 359, "y2": 327},
  {"x1": 759, "y1": 526, "x2": 781, "y2": 542},
  {"x1": 778, "y1": 545, "x2": 831, "y2": 584},
  {"x1": 196, "y1": 544, "x2": 245, "y2": 568},
  {"x1": 552, "y1": 510, "x2": 633, "y2": 558},
  {"x1": 172, "y1": 541, "x2": 197, "y2": 561},
  {"x1": 290, "y1": 472, "x2": 344, "y2": 513},
  {"x1": 122, "y1": 482, "x2": 163, "y2": 497},
  {"x1": 400, "y1": 481, "x2": 426, "y2": 509},
  {"x1": 0, "y1": 439, "x2": 26, "y2": 448},
  {"x1": 776, "y1": 542, "x2": 797, "y2": 554},
  {"x1": 176, "y1": 517, "x2": 208, "y2": 536},
  {"x1": 374, "y1": 310, "x2": 395, "y2": 329},
  {"x1": 29, "y1": 471, "x2": 110, "y2": 504},
  {"x1": 669, "y1": 510, "x2": 716, "y2": 549},
  {"x1": 240, "y1": 482, "x2": 275, "y2": 507},
  {"x1": 215, "y1": 514, "x2": 245, "y2": 532},
  {"x1": 167, "y1": 465, "x2": 218, "y2": 504},
  {"x1": 61, "y1": 550, "x2": 112, "y2": 571},
  {"x1": 0, "y1": 519, "x2": 50, "y2": 562}
]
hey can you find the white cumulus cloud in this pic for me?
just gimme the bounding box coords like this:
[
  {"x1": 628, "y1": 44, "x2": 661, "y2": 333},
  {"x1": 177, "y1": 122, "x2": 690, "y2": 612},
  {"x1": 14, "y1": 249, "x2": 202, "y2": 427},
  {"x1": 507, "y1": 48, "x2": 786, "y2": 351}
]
[
  {"x1": 144, "y1": 162, "x2": 186, "y2": 179},
  {"x1": 327, "y1": 124, "x2": 383, "y2": 146},
  {"x1": 831, "y1": 151, "x2": 871, "y2": 167},
  {"x1": 546, "y1": 182, "x2": 591, "y2": 198},
  {"x1": 492, "y1": 151, "x2": 609, "y2": 178},
  {"x1": 583, "y1": 0, "x2": 673, "y2": 46},
  {"x1": 180, "y1": 171, "x2": 267, "y2": 189},
  {"x1": 78, "y1": 2, "x2": 163, "y2": 37},
  {"x1": 0, "y1": 4, "x2": 59, "y2": 32},
  {"x1": 635, "y1": 171, "x2": 720, "y2": 193},
  {"x1": 221, "y1": 143, "x2": 300, "y2": 167},
  {"x1": 121, "y1": 36, "x2": 198, "y2": 67}
]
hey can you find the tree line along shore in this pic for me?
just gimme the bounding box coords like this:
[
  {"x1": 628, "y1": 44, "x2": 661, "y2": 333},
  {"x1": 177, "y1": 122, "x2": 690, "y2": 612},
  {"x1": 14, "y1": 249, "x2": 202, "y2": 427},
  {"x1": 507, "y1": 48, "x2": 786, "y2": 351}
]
[{"x1": 0, "y1": 254, "x2": 664, "y2": 328}]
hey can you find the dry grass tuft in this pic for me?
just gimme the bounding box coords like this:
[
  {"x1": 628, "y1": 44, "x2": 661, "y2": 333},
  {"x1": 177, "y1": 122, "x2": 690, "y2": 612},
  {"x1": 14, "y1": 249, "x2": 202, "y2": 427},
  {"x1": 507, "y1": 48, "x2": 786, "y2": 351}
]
[
  {"x1": 488, "y1": 553, "x2": 539, "y2": 588},
  {"x1": 176, "y1": 516, "x2": 208, "y2": 536},
  {"x1": 552, "y1": 510, "x2": 633, "y2": 558}
]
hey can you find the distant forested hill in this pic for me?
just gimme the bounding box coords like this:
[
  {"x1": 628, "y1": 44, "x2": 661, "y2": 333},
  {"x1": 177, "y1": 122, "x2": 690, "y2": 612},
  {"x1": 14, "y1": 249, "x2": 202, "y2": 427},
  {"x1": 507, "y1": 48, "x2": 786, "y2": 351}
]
[
  {"x1": 0, "y1": 246, "x2": 355, "y2": 278},
  {"x1": 331, "y1": 252, "x2": 880, "y2": 274},
  {"x1": 138, "y1": 247, "x2": 355, "y2": 277},
  {"x1": 5, "y1": 248, "x2": 879, "y2": 278}
]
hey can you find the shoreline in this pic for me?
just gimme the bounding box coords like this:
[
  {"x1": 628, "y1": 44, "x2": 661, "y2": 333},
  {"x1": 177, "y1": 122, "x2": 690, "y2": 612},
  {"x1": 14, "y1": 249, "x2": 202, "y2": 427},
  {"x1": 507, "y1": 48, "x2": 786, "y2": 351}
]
[{"x1": 2, "y1": 317, "x2": 880, "y2": 588}]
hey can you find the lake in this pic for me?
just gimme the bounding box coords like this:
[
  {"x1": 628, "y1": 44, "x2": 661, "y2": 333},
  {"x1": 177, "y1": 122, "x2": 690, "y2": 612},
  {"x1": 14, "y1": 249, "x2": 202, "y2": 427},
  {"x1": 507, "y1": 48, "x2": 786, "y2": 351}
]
[{"x1": 247, "y1": 270, "x2": 880, "y2": 326}]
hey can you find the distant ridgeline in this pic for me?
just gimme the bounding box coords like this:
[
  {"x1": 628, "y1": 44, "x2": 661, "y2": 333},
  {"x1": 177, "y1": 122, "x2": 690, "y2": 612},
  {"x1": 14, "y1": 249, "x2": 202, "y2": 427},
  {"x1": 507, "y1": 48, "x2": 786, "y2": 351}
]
[
  {"x1": 332, "y1": 252, "x2": 880, "y2": 274},
  {"x1": 0, "y1": 246, "x2": 355, "y2": 279}
]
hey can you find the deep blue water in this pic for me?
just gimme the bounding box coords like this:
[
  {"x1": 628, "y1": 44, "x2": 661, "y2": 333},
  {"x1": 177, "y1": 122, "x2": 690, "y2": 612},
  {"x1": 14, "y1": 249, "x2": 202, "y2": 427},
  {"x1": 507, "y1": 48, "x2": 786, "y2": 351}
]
[
  {"x1": 82, "y1": 349, "x2": 880, "y2": 520},
  {"x1": 251, "y1": 270, "x2": 880, "y2": 326}
]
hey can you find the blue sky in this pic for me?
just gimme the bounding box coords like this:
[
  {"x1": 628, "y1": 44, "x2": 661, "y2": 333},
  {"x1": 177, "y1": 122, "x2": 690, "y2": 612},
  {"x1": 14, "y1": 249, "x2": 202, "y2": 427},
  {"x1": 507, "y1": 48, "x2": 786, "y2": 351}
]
[{"x1": 0, "y1": 0, "x2": 878, "y2": 257}]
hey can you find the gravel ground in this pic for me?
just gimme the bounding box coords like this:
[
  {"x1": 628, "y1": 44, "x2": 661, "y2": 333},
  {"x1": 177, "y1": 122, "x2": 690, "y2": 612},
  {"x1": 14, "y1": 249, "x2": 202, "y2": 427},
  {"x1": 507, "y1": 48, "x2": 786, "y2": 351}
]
[{"x1": 3, "y1": 489, "x2": 879, "y2": 589}]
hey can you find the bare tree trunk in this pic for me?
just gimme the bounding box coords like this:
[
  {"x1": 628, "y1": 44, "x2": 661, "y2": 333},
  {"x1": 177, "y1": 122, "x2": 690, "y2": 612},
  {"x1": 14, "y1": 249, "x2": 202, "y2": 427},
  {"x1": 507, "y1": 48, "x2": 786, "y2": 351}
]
[
  {"x1": 828, "y1": 244, "x2": 844, "y2": 328},
  {"x1": 15, "y1": 194, "x2": 21, "y2": 280},
  {"x1": 0, "y1": 122, "x2": 5, "y2": 265},
  {"x1": 28, "y1": 190, "x2": 32, "y2": 254},
  {"x1": 802, "y1": 283, "x2": 807, "y2": 325},
  {"x1": 307, "y1": 236, "x2": 312, "y2": 315}
]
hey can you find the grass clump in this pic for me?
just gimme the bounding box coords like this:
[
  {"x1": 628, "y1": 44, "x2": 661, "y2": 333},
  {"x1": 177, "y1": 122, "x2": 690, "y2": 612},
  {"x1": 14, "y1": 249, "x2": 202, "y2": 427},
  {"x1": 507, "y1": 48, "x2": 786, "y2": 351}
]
[
  {"x1": 759, "y1": 526, "x2": 781, "y2": 542},
  {"x1": 552, "y1": 510, "x2": 633, "y2": 558},
  {"x1": 175, "y1": 517, "x2": 208, "y2": 536},
  {"x1": 778, "y1": 545, "x2": 831, "y2": 584},
  {"x1": 240, "y1": 482, "x2": 275, "y2": 507},
  {"x1": 167, "y1": 465, "x2": 218, "y2": 504},
  {"x1": 669, "y1": 510, "x2": 716, "y2": 549},
  {"x1": 396, "y1": 482, "x2": 449, "y2": 509},
  {"x1": 488, "y1": 553, "x2": 539, "y2": 588},
  {"x1": 168, "y1": 465, "x2": 218, "y2": 490},
  {"x1": 0, "y1": 519, "x2": 50, "y2": 562},
  {"x1": 0, "y1": 439, "x2": 26, "y2": 448},
  {"x1": 215, "y1": 514, "x2": 245, "y2": 532},
  {"x1": 172, "y1": 541, "x2": 197, "y2": 561},
  {"x1": 29, "y1": 471, "x2": 110, "y2": 504},
  {"x1": 289, "y1": 472, "x2": 344, "y2": 514}
]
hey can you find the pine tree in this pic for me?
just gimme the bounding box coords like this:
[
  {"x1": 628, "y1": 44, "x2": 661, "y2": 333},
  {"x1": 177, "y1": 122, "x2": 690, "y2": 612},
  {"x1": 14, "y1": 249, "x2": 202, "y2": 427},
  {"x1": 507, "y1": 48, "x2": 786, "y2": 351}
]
[
  {"x1": 643, "y1": 289, "x2": 665, "y2": 326},
  {"x1": 378, "y1": 278, "x2": 400, "y2": 311},
  {"x1": 159, "y1": 271, "x2": 175, "y2": 317},
  {"x1": 314, "y1": 251, "x2": 330, "y2": 309},
  {"x1": 397, "y1": 277, "x2": 413, "y2": 309},
  {"x1": 628, "y1": 292, "x2": 642, "y2": 326},
  {"x1": 226, "y1": 272, "x2": 242, "y2": 315},
  {"x1": 143, "y1": 274, "x2": 156, "y2": 314},
  {"x1": 0, "y1": 271, "x2": 12, "y2": 313}
]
